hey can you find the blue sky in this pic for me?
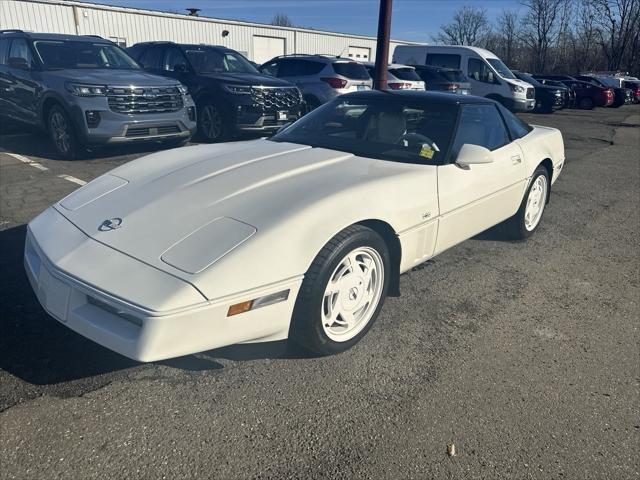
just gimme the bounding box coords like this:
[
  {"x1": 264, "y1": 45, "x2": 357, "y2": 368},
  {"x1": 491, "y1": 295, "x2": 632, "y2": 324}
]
[{"x1": 83, "y1": 0, "x2": 522, "y2": 42}]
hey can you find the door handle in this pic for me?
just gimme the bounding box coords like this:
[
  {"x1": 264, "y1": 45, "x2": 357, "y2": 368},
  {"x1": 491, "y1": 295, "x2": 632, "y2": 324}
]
[{"x1": 511, "y1": 155, "x2": 522, "y2": 164}]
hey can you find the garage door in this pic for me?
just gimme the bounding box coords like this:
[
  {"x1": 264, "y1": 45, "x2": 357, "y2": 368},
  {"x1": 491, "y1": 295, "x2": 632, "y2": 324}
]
[
  {"x1": 252, "y1": 36, "x2": 286, "y2": 64},
  {"x1": 348, "y1": 46, "x2": 371, "y2": 61}
]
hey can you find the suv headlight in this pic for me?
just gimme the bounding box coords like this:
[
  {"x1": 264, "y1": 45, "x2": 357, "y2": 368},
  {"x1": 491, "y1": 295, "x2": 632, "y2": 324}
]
[
  {"x1": 223, "y1": 84, "x2": 252, "y2": 95},
  {"x1": 176, "y1": 84, "x2": 189, "y2": 95},
  {"x1": 508, "y1": 83, "x2": 525, "y2": 93},
  {"x1": 66, "y1": 83, "x2": 107, "y2": 96}
]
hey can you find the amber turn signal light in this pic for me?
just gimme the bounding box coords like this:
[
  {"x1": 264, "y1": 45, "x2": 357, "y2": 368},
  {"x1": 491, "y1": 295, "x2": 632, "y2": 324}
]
[{"x1": 227, "y1": 300, "x2": 253, "y2": 317}]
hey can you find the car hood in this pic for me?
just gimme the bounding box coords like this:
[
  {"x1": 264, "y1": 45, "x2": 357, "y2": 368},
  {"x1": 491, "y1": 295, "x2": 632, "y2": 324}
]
[
  {"x1": 198, "y1": 72, "x2": 293, "y2": 87},
  {"x1": 45, "y1": 69, "x2": 180, "y2": 86},
  {"x1": 53, "y1": 140, "x2": 398, "y2": 280},
  {"x1": 506, "y1": 78, "x2": 533, "y2": 89}
]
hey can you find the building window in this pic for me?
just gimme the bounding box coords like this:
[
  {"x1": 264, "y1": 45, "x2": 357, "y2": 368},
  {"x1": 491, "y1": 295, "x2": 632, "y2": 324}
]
[{"x1": 108, "y1": 37, "x2": 127, "y2": 48}]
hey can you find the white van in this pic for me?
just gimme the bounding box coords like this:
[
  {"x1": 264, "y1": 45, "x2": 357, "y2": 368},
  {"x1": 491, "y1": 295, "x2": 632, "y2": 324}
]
[{"x1": 393, "y1": 45, "x2": 535, "y2": 112}]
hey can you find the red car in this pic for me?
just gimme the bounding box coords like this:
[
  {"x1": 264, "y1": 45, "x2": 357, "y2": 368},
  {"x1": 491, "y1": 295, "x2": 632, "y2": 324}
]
[{"x1": 558, "y1": 80, "x2": 614, "y2": 109}]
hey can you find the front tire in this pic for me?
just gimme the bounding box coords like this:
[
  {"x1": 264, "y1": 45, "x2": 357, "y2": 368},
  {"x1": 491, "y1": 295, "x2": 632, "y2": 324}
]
[
  {"x1": 501, "y1": 166, "x2": 549, "y2": 240},
  {"x1": 289, "y1": 225, "x2": 390, "y2": 355},
  {"x1": 197, "y1": 103, "x2": 229, "y2": 142},
  {"x1": 48, "y1": 105, "x2": 83, "y2": 160}
]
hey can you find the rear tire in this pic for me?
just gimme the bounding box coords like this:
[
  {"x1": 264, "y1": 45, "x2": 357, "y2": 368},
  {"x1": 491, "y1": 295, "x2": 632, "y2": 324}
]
[
  {"x1": 48, "y1": 105, "x2": 84, "y2": 160},
  {"x1": 289, "y1": 225, "x2": 390, "y2": 356},
  {"x1": 500, "y1": 166, "x2": 549, "y2": 240},
  {"x1": 578, "y1": 97, "x2": 594, "y2": 110}
]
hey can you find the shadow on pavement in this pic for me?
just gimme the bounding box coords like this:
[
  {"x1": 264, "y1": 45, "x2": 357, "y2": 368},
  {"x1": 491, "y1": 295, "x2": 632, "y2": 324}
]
[
  {"x1": 0, "y1": 225, "x2": 140, "y2": 386},
  {"x1": 0, "y1": 119, "x2": 266, "y2": 161},
  {"x1": 0, "y1": 125, "x2": 188, "y2": 161},
  {"x1": 0, "y1": 225, "x2": 311, "y2": 388}
]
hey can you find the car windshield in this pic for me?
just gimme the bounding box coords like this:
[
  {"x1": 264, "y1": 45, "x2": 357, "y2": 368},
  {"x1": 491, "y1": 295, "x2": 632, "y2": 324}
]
[
  {"x1": 487, "y1": 58, "x2": 516, "y2": 79},
  {"x1": 271, "y1": 96, "x2": 458, "y2": 165},
  {"x1": 184, "y1": 48, "x2": 258, "y2": 74},
  {"x1": 34, "y1": 41, "x2": 140, "y2": 70}
]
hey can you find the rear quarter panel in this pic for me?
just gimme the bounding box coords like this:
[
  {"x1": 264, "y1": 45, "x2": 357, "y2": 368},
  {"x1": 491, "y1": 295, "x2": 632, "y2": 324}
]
[{"x1": 517, "y1": 126, "x2": 565, "y2": 184}]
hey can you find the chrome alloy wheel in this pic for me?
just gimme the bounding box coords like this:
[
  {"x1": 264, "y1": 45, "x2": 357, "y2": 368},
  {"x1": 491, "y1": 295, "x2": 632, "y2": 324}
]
[
  {"x1": 321, "y1": 247, "x2": 384, "y2": 342},
  {"x1": 50, "y1": 111, "x2": 71, "y2": 155},
  {"x1": 201, "y1": 105, "x2": 222, "y2": 140},
  {"x1": 524, "y1": 175, "x2": 547, "y2": 231}
]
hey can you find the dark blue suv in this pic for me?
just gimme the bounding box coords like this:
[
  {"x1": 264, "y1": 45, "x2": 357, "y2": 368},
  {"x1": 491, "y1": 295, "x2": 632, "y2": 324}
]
[
  {"x1": 0, "y1": 30, "x2": 197, "y2": 159},
  {"x1": 128, "y1": 42, "x2": 304, "y2": 142}
]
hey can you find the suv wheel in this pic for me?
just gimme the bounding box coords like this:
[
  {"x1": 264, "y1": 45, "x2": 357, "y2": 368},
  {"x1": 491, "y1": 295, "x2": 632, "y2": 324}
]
[
  {"x1": 198, "y1": 104, "x2": 228, "y2": 142},
  {"x1": 48, "y1": 105, "x2": 83, "y2": 160}
]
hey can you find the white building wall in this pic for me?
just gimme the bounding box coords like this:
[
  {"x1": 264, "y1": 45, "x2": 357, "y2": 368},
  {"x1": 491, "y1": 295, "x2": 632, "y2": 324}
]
[{"x1": 0, "y1": 0, "x2": 415, "y2": 62}]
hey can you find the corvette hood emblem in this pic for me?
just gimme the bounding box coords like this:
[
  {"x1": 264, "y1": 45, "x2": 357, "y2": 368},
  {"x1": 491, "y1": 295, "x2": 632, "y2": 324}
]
[{"x1": 99, "y1": 217, "x2": 123, "y2": 231}]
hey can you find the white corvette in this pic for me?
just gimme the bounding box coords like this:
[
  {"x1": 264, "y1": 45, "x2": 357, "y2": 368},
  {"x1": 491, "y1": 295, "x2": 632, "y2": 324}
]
[{"x1": 25, "y1": 91, "x2": 564, "y2": 361}]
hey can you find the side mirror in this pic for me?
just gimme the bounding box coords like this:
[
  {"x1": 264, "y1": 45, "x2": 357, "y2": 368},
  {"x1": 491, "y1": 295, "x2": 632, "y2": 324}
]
[
  {"x1": 455, "y1": 143, "x2": 493, "y2": 168},
  {"x1": 174, "y1": 63, "x2": 188, "y2": 73},
  {"x1": 8, "y1": 57, "x2": 29, "y2": 70}
]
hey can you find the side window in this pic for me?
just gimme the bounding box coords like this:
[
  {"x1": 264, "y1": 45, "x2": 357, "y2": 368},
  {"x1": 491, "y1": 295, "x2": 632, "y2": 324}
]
[
  {"x1": 277, "y1": 59, "x2": 299, "y2": 77},
  {"x1": 425, "y1": 53, "x2": 460, "y2": 69},
  {"x1": 468, "y1": 58, "x2": 496, "y2": 84},
  {"x1": 0, "y1": 39, "x2": 10, "y2": 65},
  {"x1": 138, "y1": 46, "x2": 163, "y2": 69},
  {"x1": 303, "y1": 60, "x2": 325, "y2": 75},
  {"x1": 497, "y1": 103, "x2": 532, "y2": 139},
  {"x1": 8, "y1": 38, "x2": 33, "y2": 67},
  {"x1": 261, "y1": 61, "x2": 279, "y2": 76},
  {"x1": 451, "y1": 104, "x2": 510, "y2": 158},
  {"x1": 164, "y1": 47, "x2": 189, "y2": 72}
]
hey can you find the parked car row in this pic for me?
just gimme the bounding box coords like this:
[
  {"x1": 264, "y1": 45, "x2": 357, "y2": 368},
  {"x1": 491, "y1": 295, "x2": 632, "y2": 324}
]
[
  {"x1": 0, "y1": 29, "x2": 637, "y2": 160},
  {"x1": 0, "y1": 30, "x2": 306, "y2": 159}
]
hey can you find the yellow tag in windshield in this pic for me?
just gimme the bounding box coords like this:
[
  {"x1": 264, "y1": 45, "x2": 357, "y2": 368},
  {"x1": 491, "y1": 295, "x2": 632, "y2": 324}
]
[{"x1": 419, "y1": 144, "x2": 434, "y2": 159}]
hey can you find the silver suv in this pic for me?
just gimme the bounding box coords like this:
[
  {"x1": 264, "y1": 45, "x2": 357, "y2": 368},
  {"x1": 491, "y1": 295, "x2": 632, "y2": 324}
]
[
  {"x1": 259, "y1": 55, "x2": 372, "y2": 109},
  {"x1": 0, "y1": 31, "x2": 197, "y2": 159}
]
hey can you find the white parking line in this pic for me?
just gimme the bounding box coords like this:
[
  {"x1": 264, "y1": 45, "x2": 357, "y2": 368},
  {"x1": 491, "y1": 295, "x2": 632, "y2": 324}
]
[
  {"x1": 57, "y1": 174, "x2": 87, "y2": 186},
  {"x1": 0, "y1": 148, "x2": 87, "y2": 185},
  {"x1": 0, "y1": 148, "x2": 49, "y2": 171}
]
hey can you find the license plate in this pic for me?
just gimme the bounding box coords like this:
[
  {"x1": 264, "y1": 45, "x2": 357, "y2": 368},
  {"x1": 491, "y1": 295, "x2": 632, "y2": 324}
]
[
  {"x1": 277, "y1": 111, "x2": 288, "y2": 121},
  {"x1": 357, "y1": 85, "x2": 366, "y2": 91}
]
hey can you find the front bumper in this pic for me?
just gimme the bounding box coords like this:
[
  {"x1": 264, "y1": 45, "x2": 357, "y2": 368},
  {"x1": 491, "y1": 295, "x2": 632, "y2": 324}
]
[
  {"x1": 68, "y1": 95, "x2": 197, "y2": 145},
  {"x1": 235, "y1": 107, "x2": 301, "y2": 133},
  {"x1": 510, "y1": 97, "x2": 536, "y2": 112},
  {"x1": 24, "y1": 209, "x2": 302, "y2": 362}
]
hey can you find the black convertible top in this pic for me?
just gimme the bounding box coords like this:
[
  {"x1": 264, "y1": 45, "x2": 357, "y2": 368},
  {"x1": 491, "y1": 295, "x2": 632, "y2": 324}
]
[{"x1": 342, "y1": 89, "x2": 494, "y2": 105}]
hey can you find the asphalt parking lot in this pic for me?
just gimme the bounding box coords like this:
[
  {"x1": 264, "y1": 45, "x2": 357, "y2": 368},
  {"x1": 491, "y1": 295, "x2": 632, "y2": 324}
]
[{"x1": 1, "y1": 106, "x2": 639, "y2": 479}]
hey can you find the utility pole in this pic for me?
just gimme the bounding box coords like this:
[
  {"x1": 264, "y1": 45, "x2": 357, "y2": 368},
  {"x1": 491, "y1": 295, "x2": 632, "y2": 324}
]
[{"x1": 373, "y1": 0, "x2": 393, "y2": 90}]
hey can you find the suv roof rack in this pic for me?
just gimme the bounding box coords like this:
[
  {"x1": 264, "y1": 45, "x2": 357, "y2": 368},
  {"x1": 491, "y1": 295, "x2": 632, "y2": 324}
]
[
  {"x1": 0, "y1": 29, "x2": 24, "y2": 34},
  {"x1": 268, "y1": 53, "x2": 335, "y2": 61}
]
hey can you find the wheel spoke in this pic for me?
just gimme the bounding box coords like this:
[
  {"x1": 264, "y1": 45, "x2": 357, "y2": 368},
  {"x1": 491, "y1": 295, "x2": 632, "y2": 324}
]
[{"x1": 320, "y1": 246, "x2": 385, "y2": 342}]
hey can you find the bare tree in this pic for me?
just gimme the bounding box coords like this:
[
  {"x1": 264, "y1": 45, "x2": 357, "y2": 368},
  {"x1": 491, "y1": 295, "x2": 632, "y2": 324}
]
[
  {"x1": 434, "y1": 6, "x2": 490, "y2": 46},
  {"x1": 569, "y1": 0, "x2": 600, "y2": 72},
  {"x1": 519, "y1": 0, "x2": 570, "y2": 72},
  {"x1": 589, "y1": 0, "x2": 640, "y2": 70},
  {"x1": 495, "y1": 10, "x2": 520, "y2": 66},
  {"x1": 271, "y1": 13, "x2": 294, "y2": 27}
]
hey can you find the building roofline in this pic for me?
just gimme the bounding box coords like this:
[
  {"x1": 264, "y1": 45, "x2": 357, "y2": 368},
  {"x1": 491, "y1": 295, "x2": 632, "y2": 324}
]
[{"x1": 15, "y1": 0, "x2": 417, "y2": 45}]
